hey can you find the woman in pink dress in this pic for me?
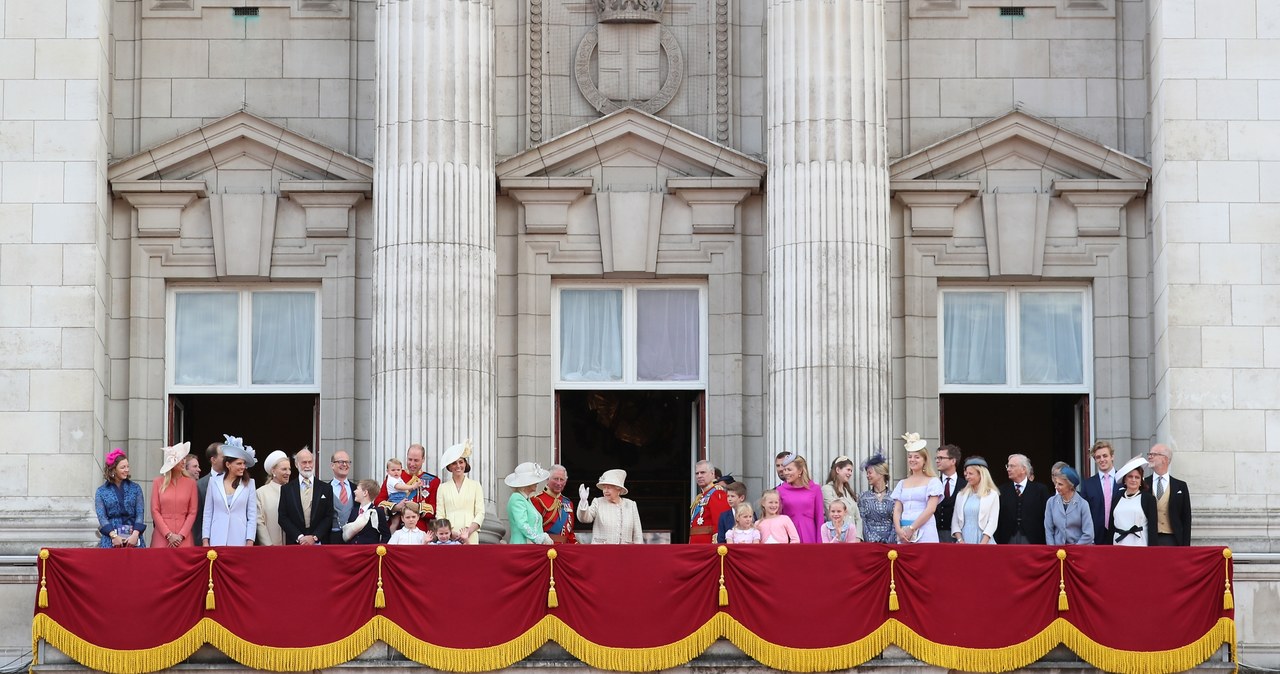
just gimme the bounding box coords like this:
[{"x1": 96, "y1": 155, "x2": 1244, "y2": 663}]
[
  {"x1": 777, "y1": 454, "x2": 824, "y2": 543},
  {"x1": 150, "y1": 442, "x2": 198, "y2": 548}
]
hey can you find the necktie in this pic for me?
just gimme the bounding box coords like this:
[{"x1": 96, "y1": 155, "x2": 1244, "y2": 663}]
[
  {"x1": 339, "y1": 481, "x2": 349, "y2": 505},
  {"x1": 301, "y1": 478, "x2": 313, "y2": 528},
  {"x1": 1102, "y1": 474, "x2": 1112, "y2": 529},
  {"x1": 1015, "y1": 483, "x2": 1023, "y2": 496},
  {"x1": 944, "y1": 477, "x2": 951, "y2": 499},
  {"x1": 1156, "y1": 476, "x2": 1165, "y2": 499}
]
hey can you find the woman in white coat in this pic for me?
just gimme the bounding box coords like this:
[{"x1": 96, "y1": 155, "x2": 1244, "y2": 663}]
[
  {"x1": 202, "y1": 435, "x2": 258, "y2": 546},
  {"x1": 576, "y1": 469, "x2": 644, "y2": 544},
  {"x1": 951, "y1": 456, "x2": 1000, "y2": 544}
]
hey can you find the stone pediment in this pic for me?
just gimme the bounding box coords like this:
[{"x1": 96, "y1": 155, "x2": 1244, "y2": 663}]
[
  {"x1": 496, "y1": 107, "x2": 765, "y2": 182},
  {"x1": 889, "y1": 110, "x2": 1150, "y2": 183},
  {"x1": 108, "y1": 110, "x2": 372, "y2": 185}
]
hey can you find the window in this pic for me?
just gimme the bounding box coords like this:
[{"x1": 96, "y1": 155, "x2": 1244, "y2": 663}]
[
  {"x1": 169, "y1": 288, "x2": 320, "y2": 392},
  {"x1": 555, "y1": 284, "x2": 706, "y2": 388},
  {"x1": 939, "y1": 287, "x2": 1089, "y2": 392}
]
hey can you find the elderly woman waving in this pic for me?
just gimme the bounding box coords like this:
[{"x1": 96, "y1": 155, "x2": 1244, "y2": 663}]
[
  {"x1": 505, "y1": 463, "x2": 554, "y2": 545},
  {"x1": 1045, "y1": 462, "x2": 1094, "y2": 545},
  {"x1": 576, "y1": 469, "x2": 644, "y2": 544}
]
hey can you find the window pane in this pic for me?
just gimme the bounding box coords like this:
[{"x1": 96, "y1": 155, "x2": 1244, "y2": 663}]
[
  {"x1": 252, "y1": 292, "x2": 316, "y2": 385},
  {"x1": 637, "y1": 289, "x2": 700, "y2": 381},
  {"x1": 560, "y1": 290, "x2": 623, "y2": 381},
  {"x1": 174, "y1": 292, "x2": 238, "y2": 386},
  {"x1": 943, "y1": 292, "x2": 1006, "y2": 385},
  {"x1": 1019, "y1": 292, "x2": 1084, "y2": 385}
]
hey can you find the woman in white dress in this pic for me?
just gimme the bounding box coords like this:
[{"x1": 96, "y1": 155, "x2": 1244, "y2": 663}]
[
  {"x1": 1109, "y1": 456, "x2": 1157, "y2": 546},
  {"x1": 891, "y1": 432, "x2": 943, "y2": 543},
  {"x1": 202, "y1": 435, "x2": 257, "y2": 546},
  {"x1": 576, "y1": 469, "x2": 644, "y2": 544},
  {"x1": 435, "y1": 441, "x2": 486, "y2": 544}
]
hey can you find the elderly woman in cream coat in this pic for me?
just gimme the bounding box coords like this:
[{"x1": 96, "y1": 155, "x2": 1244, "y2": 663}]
[
  {"x1": 951, "y1": 456, "x2": 1000, "y2": 544},
  {"x1": 576, "y1": 469, "x2": 644, "y2": 544},
  {"x1": 255, "y1": 450, "x2": 290, "y2": 545}
]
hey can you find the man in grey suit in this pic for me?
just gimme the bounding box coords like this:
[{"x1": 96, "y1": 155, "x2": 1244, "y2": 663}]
[
  {"x1": 193, "y1": 441, "x2": 224, "y2": 545},
  {"x1": 328, "y1": 450, "x2": 356, "y2": 544}
]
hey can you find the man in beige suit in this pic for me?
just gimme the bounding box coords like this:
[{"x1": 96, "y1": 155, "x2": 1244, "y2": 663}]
[{"x1": 256, "y1": 450, "x2": 291, "y2": 545}]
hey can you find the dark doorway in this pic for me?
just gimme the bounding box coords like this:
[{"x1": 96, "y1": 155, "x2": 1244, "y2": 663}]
[
  {"x1": 557, "y1": 390, "x2": 700, "y2": 544},
  {"x1": 940, "y1": 393, "x2": 1086, "y2": 487},
  {"x1": 169, "y1": 393, "x2": 318, "y2": 486}
]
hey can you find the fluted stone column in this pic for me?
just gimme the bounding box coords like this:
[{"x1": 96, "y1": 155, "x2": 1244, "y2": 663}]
[
  {"x1": 372, "y1": 0, "x2": 497, "y2": 501},
  {"x1": 764, "y1": 0, "x2": 891, "y2": 476}
]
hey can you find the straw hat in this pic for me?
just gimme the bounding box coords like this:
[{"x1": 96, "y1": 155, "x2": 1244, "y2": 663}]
[
  {"x1": 504, "y1": 462, "x2": 551, "y2": 488},
  {"x1": 901, "y1": 432, "x2": 928, "y2": 454},
  {"x1": 439, "y1": 440, "x2": 473, "y2": 473},
  {"x1": 596, "y1": 469, "x2": 629, "y2": 495},
  {"x1": 158, "y1": 441, "x2": 191, "y2": 475}
]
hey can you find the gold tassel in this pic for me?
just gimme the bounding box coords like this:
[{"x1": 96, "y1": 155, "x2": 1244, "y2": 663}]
[
  {"x1": 374, "y1": 546, "x2": 387, "y2": 609},
  {"x1": 887, "y1": 550, "x2": 900, "y2": 612},
  {"x1": 1056, "y1": 549, "x2": 1069, "y2": 612},
  {"x1": 717, "y1": 546, "x2": 729, "y2": 607},
  {"x1": 1223, "y1": 548, "x2": 1234, "y2": 611},
  {"x1": 205, "y1": 550, "x2": 217, "y2": 611},
  {"x1": 37, "y1": 549, "x2": 49, "y2": 609},
  {"x1": 546, "y1": 549, "x2": 559, "y2": 609}
]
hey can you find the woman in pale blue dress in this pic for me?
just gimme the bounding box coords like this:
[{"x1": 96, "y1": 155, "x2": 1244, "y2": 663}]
[
  {"x1": 951, "y1": 457, "x2": 999, "y2": 544},
  {"x1": 890, "y1": 433, "x2": 943, "y2": 543},
  {"x1": 202, "y1": 435, "x2": 258, "y2": 546}
]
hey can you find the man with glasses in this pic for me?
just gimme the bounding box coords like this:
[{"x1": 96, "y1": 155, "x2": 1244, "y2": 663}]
[
  {"x1": 328, "y1": 451, "x2": 356, "y2": 544},
  {"x1": 995, "y1": 454, "x2": 1050, "y2": 544},
  {"x1": 934, "y1": 444, "x2": 962, "y2": 542},
  {"x1": 1143, "y1": 444, "x2": 1191, "y2": 546}
]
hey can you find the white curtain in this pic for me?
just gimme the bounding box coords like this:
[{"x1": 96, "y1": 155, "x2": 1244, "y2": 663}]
[
  {"x1": 1019, "y1": 292, "x2": 1084, "y2": 385},
  {"x1": 560, "y1": 289, "x2": 623, "y2": 381},
  {"x1": 943, "y1": 292, "x2": 1006, "y2": 385},
  {"x1": 252, "y1": 292, "x2": 316, "y2": 385},
  {"x1": 636, "y1": 289, "x2": 700, "y2": 381},
  {"x1": 174, "y1": 292, "x2": 238, "y2": 385}
]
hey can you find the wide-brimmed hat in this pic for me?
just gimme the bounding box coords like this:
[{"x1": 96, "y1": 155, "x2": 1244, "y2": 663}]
[
  {"x1": 159, "y1": 441, "x2": 191, "y2": 475},
  {"x1": 220, "y1": 434, "x2": 257, "y2": 468},
  {"x1": 505, "y1": 462, "x2": 551, "y2": 488},
  {"x1": 901, "y1": 432, "x2": 928, "y2": 454},
  {"x1": 439, "y1": 440, "x2": 473, "y2": 473},
  {"x1": 262, "y1": 450, "x2": 289, "y2": 475},
  {"x1": 596, "y1": 469, "x2": 629, "y2": 495},
  {"x1": 1116, "y1": 456, "x2": 1148, "y2": 479}
]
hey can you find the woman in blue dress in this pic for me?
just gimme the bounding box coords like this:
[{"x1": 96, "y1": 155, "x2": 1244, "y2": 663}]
[
  {"x1": 94, "y1": 449, "x2": 146, "y2": 548},
  {"x1": 858, "y1": 454, "x2": 896, "y2": 543},
  {"x1": 202, "y1": 435, "x2": 258, "y2": 546},
  {"x1": 890, "y1": 433, "x2": 943, "y2": 543}
]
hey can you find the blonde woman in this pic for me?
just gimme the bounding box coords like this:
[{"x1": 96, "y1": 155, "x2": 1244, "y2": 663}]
[
  {"x1": 436, "y1": 441, "x2": 486, "y2": 544},
  {"x1": 891, "y1": 433, "x2": 943, "y2": 543},
  {"x1": 951, "y1": 457, "x2": 1000, "y2": 544},
  {"x1": 858, "y1": 454, "x2": 895, "y2": 543},
  {"x1": 150, "y1": 442, "x2": 197, "y2": 548}
]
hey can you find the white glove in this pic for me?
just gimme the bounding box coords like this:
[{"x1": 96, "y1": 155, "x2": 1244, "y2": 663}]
[{"x1": 578, "y1": 483, "x2": 589, "y2": 503}]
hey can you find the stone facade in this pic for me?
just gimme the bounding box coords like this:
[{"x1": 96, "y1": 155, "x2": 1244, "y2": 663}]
[{"x1": 1, "y1": 0, "x2": 1280, "y2": 666}]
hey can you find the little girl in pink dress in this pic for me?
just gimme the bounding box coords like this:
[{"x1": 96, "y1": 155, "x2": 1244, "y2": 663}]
[
  {"x1": 755, "y1": 490, "x2": 800, "y2": 544},
  {"x1": 724, "y1": 504, "x2": 761, "y2": 544}
]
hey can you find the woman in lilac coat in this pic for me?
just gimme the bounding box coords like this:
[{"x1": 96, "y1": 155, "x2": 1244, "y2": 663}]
[{"x1": 777, "y1": 454, "x2": 824, "y2": 543}]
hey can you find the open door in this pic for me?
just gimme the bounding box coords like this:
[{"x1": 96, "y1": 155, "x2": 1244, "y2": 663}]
[{"x1": 1074, "y1": 394, "x2": 1091, "y2": 476}]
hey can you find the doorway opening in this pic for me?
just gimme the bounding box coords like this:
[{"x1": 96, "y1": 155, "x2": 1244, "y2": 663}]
[
  {"x1": 557, "y1": 390, "x2": 702, "y2": 544},
  {"x1": 940, "y1": 393, "x2": 1088, "y2": 485},
  {"x1": 169, "y1": 393, "x2": 318, "y2": 486}
]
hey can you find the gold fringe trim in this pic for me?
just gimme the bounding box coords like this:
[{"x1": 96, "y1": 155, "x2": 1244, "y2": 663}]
[
  {"x1": 717, "y1": 545, "x2": 728, "y2": 607},
  {"x1": 37, "y1": 549, "x2": 49, "y2": 609},
  {"x1": 32, "y1": 610, "x2": 1238, "y2": 674}
]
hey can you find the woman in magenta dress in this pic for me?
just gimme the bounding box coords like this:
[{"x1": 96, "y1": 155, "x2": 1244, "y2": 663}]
[{"x1": 777, "y1": 454, "x2": 824, "y2": 543}]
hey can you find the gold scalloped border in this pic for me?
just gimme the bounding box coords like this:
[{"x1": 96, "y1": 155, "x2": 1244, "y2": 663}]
[{"x1": 33, "y1": 613, "x2": 1235, "y2": 674}]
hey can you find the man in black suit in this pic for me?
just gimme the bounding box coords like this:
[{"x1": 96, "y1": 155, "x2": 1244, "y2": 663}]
[
  {"x1": 1144, "y1": 444, "x2": 1192, "y2": 546},
  {"x1": 279, "y1": 447, "x2": 334, "y2": 545},
  {"x1": 934, "y1": 444, "x2": 962, "y2": 542},
  {"x1": 995, "y1": 453, "x2": 1050, "y2": 544},
  {"x1": 1079, "y1": 440, "x2": 1122, "y2": 545},
  {"x1": 327, "y1": 450, "x2": 356, "y2": 545},
  {"x1": 193, "y1": 441, "x2": 223, "y2": 545}
]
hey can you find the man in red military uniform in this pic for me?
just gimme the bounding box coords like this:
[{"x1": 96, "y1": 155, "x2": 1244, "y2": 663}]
[
  {"x1": 376, "y1": 443, "x2": 439, "y2": 532},
  {"x1": 531, "y1": 464, "x2": 577, "y2": 544},
  {"x1": 689, "y1": 460, "x2": 730, "y2": 544}
]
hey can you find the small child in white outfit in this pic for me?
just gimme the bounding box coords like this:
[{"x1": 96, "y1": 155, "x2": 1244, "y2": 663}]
[
  {"x1": 387, "y1": 502, "x2": 429, "y2": 545},
  {"x1": 724, "y1": 503, "x2": 760, "y2": 544}
]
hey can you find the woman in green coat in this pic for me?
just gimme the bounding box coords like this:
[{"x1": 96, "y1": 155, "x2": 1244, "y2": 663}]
[{"x1": 506, "y1": 463, "x2": 554, "y2": 544}]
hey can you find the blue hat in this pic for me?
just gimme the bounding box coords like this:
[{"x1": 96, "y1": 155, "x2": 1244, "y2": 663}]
[{"x1": 1060, "y1": 465, "x2": 1081, "y2": 488}]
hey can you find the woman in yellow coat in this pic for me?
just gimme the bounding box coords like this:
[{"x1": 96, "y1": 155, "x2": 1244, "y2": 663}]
[{"x1": 436, "y1": 441, "x2": 485, "y2": 544}]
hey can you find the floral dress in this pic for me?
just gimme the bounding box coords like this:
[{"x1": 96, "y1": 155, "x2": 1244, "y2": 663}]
[
  {"x1": 94, "y1": 480, "x2": 147, "y2": 548},
  {"x1": 858, "y1": 489, "x2": 895, "y2": 544}
]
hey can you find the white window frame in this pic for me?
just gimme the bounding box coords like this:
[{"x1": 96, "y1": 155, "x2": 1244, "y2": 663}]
[
  {"x1": 553, "y1": 282, "x2": 709, "y2": 390},
  {"x1": 166, "y1": 286, "x2": 322, "y2": 394},
  {"x1": 937, "y1": 285, "x2": 1092, "y2": 394}
]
